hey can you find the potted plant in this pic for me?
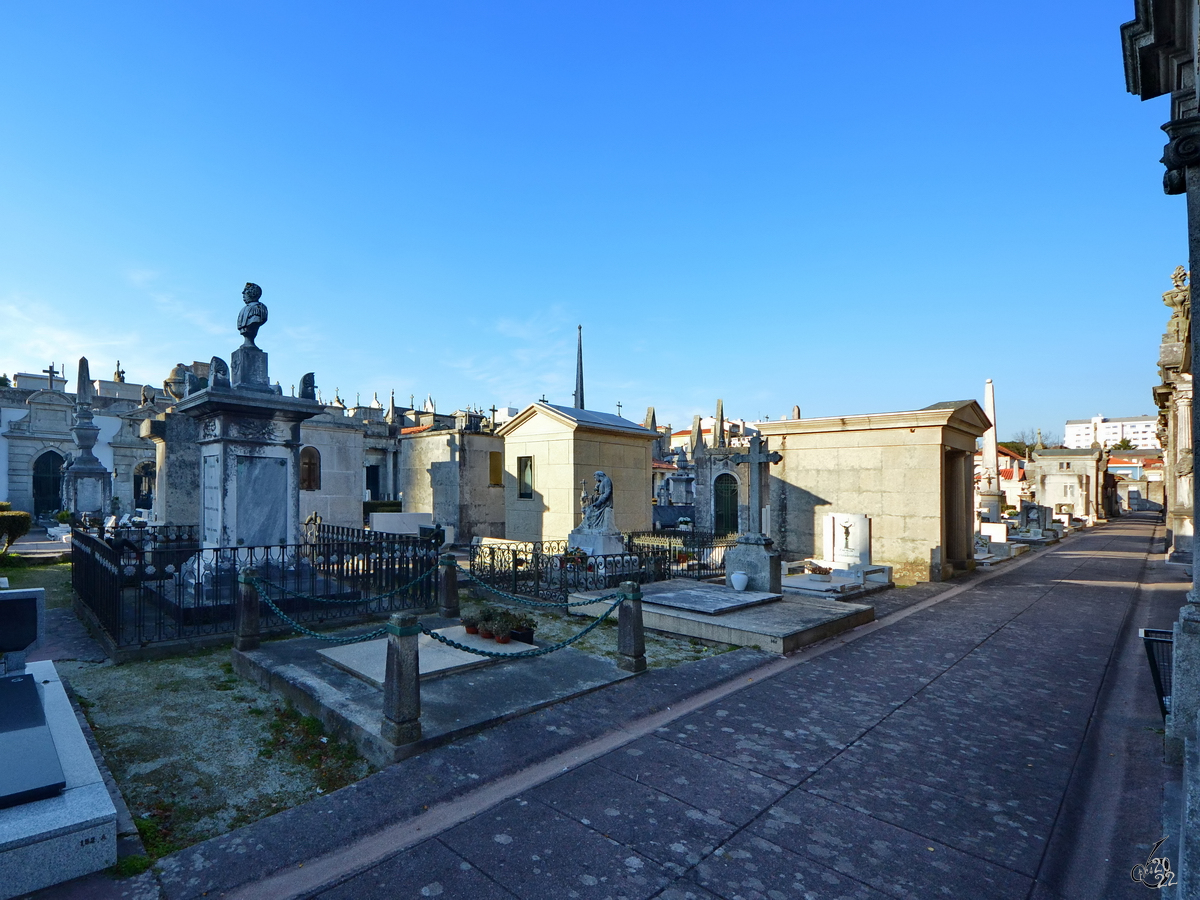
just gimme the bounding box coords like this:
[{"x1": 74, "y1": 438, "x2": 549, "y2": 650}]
[
  {"x1": 461, "y1": 611, "x2": 480, "y2": 635},
  {"x1": 477, "y1": 609, "x2": 496, "y2": 639},
  {"x1": 493, "y1": 619, "x2": 513, "y2": 644},
  {"x1": 510, "y1": 613, "x2": 537, "y2": 644},
  {"x1": 560, "y1": 548, "x2": 588, "y2": 568}
]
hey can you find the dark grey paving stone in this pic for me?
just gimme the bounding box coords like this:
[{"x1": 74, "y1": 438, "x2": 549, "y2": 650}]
[
  {"x1": 654, "y1": 706, "x2": 846, "y2": 786},
  {"x1": 654, "y1": 881, "x2": 725, "y2": 900},
  {"x1": 822, "y1": 746, "x2": 1067, "y2": 817},
  {"x1": 916, "y1": 675, "x2": 1096, "y2": 731},
  {"x1": 439, "y1": 797, "x2": 671, "y2": 900},
  {"x1": 750, "y1": 792, "x2": 1034, "y2": 900},
  {"x1": 594, "y1": 735, "x2": 792, "y2": 828},
  {"x1": 529, "y1": 761, "x2": 737, "y2": 872},
  {"x1": 833, "y1": 728, "x2": 1074, "y2": 796},
  {"x1": 702, "y1": 683, "x2": 896, "y2": 747},
  {"x1": 801, "y1": 757, "x2": 1054, "y2": 876},
  {"x1": 315, "y1": 837, "x2": 518, "y2": 899},
  {"x1": 693, "y1": 831, "x2": 891, "y2": 900},
  {"x1": 865, "y1": 704, "x2": 1080, "y2": 787}
]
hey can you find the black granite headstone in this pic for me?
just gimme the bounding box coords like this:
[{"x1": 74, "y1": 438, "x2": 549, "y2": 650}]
[
  {"x1": 0, "y1": 675, "x2": 65, "y2": 808},
  {"x1": 0, "y1": 594, "x2": 37, "y2": 653}
]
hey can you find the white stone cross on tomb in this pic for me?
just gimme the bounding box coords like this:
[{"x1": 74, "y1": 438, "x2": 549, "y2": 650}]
[{"x1": 731, "y1": 434, "x2": 782, "y2": 537}]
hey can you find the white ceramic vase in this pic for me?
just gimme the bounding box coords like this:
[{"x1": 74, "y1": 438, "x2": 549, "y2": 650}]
[{"x1": 730, "y1": 571, "x2": 749, "y2": 592}]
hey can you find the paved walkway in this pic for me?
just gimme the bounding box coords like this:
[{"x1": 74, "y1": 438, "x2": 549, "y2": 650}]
[{"x1": 35, "y1": 514, "x2": 1185, "y2": 899}]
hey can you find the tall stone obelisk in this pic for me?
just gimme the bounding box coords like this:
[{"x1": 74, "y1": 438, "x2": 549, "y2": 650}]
[
  {"x1": 61, "y1": 357, "x2": 112, "y2": 519},
  {"x1": 979, "y1": 378, "x2": 1003, "y2": 523}
]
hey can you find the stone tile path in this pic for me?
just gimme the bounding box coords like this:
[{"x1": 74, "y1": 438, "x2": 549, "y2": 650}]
[{"x1": 296, "y1": 515, "x2": 1175, "y2": 900}]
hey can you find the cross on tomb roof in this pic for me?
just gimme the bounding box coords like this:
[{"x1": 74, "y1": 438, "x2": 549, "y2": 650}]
[
  {"x1": 731, "y1": 434, "x2": 782, "y2": 537},
  {"x1": 42, "y1": 363, "x2": 59, "y2": 390}
]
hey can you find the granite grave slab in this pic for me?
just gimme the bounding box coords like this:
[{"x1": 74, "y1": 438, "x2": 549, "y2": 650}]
[{"x1": 318, "y1": 626, "x2": 535, "y2": 689}]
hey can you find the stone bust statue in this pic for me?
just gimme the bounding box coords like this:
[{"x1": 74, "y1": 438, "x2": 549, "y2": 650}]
[{"x1": 237, "y1": 283, "x2": 269, "y2": 348}]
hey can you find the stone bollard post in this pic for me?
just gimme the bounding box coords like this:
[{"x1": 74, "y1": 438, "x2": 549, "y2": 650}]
[
  {"x1": 439, "y1": 554, "x2": 459, "y2": 619},
  {"x1": 382, "y1": 613, "x2": 422, "y2": 745},
  {"x1": 617, "y1": 580, "x2": 646, "y2": 674},
  {"x1": 235, "y1": 568, "x2": 261, "y2": 652}
]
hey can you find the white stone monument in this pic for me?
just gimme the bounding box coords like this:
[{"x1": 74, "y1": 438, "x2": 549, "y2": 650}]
[
  {"x1": 977, "y1": 378, "x2": 1004, "y2": 524},
  {"x1": 822, "y1": 512, "x2": 871, "y2": 567}
]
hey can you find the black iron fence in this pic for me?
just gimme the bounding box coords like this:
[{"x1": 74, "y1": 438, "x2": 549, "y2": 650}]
[
  {"x1": 624, "y1": 529, "x2": 738, "y2": 581},
  {"x1": 468, "y1": 539, "x2": 670, "y2": 602},
  {"x1": 71, "y1": 524, "x2": 440, "y2": 650}
]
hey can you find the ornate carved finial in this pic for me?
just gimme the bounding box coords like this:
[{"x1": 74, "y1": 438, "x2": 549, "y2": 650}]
[
  {"x1": 1163, "y1": 266, "x2": 1191, "y2": 343},
  {"x1": 237, "y1": 282, "x2": 268, "y2": 349},
  {"x1": 113, "y1": 361, "x2": 126, "y2": 383}
]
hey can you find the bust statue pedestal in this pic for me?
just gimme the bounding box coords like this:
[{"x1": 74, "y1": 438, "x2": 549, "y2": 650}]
[{"x1": 231, "y1": 346, "x2": 278, "y2": 394}]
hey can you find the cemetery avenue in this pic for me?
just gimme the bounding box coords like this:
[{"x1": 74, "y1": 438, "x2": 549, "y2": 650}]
[{"x1": 3, "y1": 4, "x2": 1199, "y2": 897}]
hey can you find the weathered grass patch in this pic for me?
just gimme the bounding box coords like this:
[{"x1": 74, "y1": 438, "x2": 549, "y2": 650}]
[{"x1": 61, "y1": 650, "x2": 371, "y2": 856}]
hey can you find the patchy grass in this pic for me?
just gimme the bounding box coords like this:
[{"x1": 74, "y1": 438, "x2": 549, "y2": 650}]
[
  {"x1": 262, "y1": 705, "x2": 365, "y2": 794},
  {"x1": 61, "y1": 649, "x2": 372, "y2": 856},
  {"x1": 110, "y1": 854, "x2": 154, "y2": 878},
  {"x1": 2, "y1": 561, "x2": 74, "y2": 608}
]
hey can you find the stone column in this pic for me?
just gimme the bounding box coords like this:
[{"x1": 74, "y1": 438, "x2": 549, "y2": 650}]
[
  {"x1": 141, "y1": 413, "x2": 200, "y2": 526},
  {"x1": 438, "y1": 553, "x2": 459, "y2": 618},
  {"x1": 381, "y1": 614, "x2": 421, "y2": 745},
  {"x1": 617, "y1": 581, "x2": 646, "y2": 673},
  {"x1": 1163, "y1": 117, "x2": 1200, "y2": 598}
]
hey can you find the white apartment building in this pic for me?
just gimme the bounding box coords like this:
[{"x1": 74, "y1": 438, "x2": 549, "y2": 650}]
[{"x1": 1064, "y1": 415, "x2": 1160, "y2": 450}]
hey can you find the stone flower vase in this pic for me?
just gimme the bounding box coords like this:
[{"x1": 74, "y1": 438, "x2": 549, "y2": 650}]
[{"x1": 730, "y1": 571, "x2": 750, "y2": 592}]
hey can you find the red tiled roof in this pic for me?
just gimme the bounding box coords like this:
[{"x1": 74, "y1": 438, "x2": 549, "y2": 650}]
[
  {"x1": 653, "y1": 460, "x2": 678, "y2": 470},
  {"x1": 400, "y1": 425, "x2": 432, "y2": 434}
]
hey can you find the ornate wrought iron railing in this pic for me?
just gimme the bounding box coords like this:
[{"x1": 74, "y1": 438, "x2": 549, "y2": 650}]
[
  {"x1": 467, "y1": 539, "x2": 669, "y2": 602},
  {"x1": 71, "y1": 526, "x2": 440, "y2": 649},
  {"x1": 624, "y1": 529, "x2": 738, "y2": 580}
]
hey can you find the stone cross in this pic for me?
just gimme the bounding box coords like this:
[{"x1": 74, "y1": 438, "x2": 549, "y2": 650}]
[
  {"x1": 42, "y1": 363, "x2": 59, "y2": 390},
  {"x1": 731, "y1": 434, "x2": 782, "y2": 536},
  {"x1": 616, "y1": 401, "x2": 622, "y2": 416}
]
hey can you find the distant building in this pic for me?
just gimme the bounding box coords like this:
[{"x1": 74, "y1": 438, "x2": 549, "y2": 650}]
[{"x1": 1064, "y1": 415, "x2": 1160, "y2": 450}]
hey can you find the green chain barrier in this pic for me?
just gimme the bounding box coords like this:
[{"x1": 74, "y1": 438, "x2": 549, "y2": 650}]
[
  {"x1": 457, "y1": 566, "x2": 629, "y2": 608},
  {"x1": 256, "y1": 591, "x2": 389, "y2": 645},
  {"x1": 248, "y1": 564, "x2": 436, "y2": 607},
  {"x1": 419, "y1": 593, "x2": 625, "y2": 659}
]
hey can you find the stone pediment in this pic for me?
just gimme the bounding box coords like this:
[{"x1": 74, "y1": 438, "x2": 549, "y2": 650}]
[{"x1": 20, "y1": 391, "x2": 75, "y2": 436}]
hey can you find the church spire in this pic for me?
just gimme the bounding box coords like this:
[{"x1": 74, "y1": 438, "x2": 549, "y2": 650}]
[{"x1": 573, "y1": 325, "x2": 585, "y2": 410}]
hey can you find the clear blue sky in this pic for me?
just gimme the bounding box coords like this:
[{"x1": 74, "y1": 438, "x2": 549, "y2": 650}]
[{"x1": 0, "y1": 2, "x2": 1183, "y2": 440}]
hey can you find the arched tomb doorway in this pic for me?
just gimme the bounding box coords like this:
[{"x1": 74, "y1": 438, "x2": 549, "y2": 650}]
[
  {"x1": 33, "y1": 450, "x2": 64, "y2": 516},
  {"x1": 714, "y1": 473, "x2": 739, "y2": 535},
  {"x1": 134, "y1": 460, "x2": 156, "y2": 511}
]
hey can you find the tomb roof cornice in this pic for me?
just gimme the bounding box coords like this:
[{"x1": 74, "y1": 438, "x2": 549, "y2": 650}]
[
  {"x1": 496, "y1": 401, "x2": 658, "y2": 440},
  {"x1": 758, "y1": 400, "x2": 989, "y2": 438}
]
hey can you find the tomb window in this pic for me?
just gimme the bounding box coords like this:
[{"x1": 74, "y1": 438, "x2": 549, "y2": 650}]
[
  {"x1": 300, "y1": 446, "x2": 321, "y2": 491},
  {"x1": 517, "y1": 456, "x2": 534, "y2": 499},
  {"x1": 489, "y1": 451, "x2": 503, "y2": 486}
]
